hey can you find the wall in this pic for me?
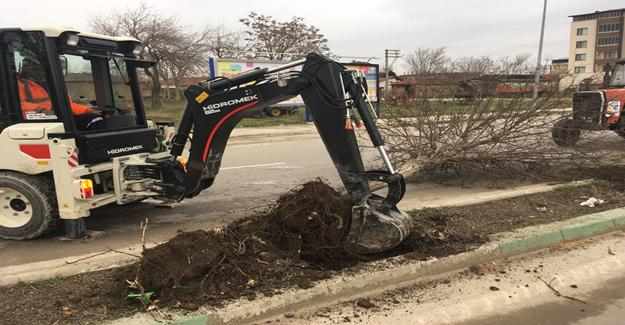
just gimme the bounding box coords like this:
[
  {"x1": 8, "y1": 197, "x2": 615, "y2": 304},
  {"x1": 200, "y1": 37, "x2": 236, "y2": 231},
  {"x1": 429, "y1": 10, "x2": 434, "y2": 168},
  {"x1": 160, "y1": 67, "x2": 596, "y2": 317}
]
[{"x1": 568, "y1": 19, "x2": 597, "y2": 75}]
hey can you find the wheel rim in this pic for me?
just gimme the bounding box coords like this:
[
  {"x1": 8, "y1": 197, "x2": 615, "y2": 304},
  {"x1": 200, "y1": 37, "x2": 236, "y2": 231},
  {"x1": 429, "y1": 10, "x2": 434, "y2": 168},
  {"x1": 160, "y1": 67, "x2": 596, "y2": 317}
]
[
  {"x1": 270, "y1": 108, "x2": 281, "y2": 117},
  {"x1": 0, "y1": 188, "x2": 32, "y2": 228}
]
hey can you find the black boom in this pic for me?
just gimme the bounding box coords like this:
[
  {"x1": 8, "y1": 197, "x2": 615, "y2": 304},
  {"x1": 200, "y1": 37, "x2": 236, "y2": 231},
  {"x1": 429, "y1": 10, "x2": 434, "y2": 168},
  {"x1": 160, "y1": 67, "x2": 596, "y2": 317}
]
[{"x1": 160, "y1": 53, "x2": 411, "y2": 253}]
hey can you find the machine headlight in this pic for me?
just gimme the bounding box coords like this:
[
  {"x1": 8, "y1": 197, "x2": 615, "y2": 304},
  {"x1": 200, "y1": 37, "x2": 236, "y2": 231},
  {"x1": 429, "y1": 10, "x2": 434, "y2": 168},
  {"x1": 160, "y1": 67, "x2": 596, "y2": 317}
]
[
  {"x1": 132, "y1": 45, "x2": 143, "y2": 55},
  {"x1": 605, "y1": 101, "x2": 621, "y2": 117},
  {"x1": 66, "y1": 34, "x2": 80, "y2": 46}
]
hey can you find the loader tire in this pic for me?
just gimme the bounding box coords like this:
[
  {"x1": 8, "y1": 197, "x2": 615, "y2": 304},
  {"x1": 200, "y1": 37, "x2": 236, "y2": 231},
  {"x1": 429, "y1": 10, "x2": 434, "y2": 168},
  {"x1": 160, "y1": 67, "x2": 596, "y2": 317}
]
[
  {"x1": 552, "y1": 118, "x2": 580, "y2": 147},
  {"x1": 0, "y1": 172, "x2": 58, "y2": 240}
]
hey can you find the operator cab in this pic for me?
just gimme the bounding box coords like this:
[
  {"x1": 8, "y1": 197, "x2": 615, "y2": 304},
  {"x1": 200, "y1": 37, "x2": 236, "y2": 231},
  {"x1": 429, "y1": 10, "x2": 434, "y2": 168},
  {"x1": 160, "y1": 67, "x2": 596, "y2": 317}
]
[
  {"x1": 0, "y1": 27, "x2": 156, "y2": 164},
  {"x1": 609, "y1": 60, "x2": 625, "y2": 89}
]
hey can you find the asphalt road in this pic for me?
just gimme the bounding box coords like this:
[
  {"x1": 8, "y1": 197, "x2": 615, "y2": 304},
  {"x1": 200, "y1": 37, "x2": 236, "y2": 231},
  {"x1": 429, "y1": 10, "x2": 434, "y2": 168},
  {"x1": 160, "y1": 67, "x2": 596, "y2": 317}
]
[
  {"x1": 0, "y1": 135, "x2": 349, "y2": 267},
  {"x1": 285, "y1": 231, "x2": 625, "y2": 325}
]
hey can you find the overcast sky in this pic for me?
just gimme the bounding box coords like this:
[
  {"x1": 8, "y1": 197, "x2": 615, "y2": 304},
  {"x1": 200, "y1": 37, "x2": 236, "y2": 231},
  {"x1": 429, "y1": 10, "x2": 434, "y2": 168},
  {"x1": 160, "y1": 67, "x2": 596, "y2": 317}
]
[{"x1": 2, "y1": 0, "x2": 622, "y2": 68}]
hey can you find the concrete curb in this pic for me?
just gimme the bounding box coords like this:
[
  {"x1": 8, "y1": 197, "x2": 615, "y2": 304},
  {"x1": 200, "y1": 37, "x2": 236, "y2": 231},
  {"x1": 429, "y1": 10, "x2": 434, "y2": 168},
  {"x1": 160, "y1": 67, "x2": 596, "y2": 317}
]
[
  {"x1": 110, "y1": 207, "x2": 625, "y2": 325},
  {"x1": 230, "y1": 130, "x2": 317, "y2": 142},
  {"x1": 229, "y1": 126, "x2": 317, "y2": 143},
  {"x1": 228, "y1": 125, "x2": 367, "y2": 143}
]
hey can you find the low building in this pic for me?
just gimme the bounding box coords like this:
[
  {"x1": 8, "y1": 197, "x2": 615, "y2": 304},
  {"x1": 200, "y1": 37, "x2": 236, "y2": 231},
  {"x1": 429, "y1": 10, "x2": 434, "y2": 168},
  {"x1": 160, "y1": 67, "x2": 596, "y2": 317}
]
[
  {"x1": 550, "y1": 58, "x2": 569, "y2": 75},
  {"x1": 391, "y1": 73, "x2": 481, "y2": 100},
  {"x1": 390, "y1": 73, "x2": 558, "y2": 103}
]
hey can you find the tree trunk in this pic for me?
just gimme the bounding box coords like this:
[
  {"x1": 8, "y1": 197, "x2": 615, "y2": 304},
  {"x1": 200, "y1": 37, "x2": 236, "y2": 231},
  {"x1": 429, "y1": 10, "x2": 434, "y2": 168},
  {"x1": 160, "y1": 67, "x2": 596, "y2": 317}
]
[
  {"x1": 162, "y1": 69, "x2": 170, "y2": 102},
  {"x1": 150, "y1": 67, "x2": 162, "y2": 109},
  {"x1": 174, "y1": 78, "x2": 181, "y2": 100}
]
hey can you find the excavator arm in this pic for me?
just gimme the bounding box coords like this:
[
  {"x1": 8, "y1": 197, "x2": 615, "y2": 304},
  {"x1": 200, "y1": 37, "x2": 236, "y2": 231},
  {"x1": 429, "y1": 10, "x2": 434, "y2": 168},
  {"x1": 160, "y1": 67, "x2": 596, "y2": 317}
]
[{"x1": 158, "y1": 53, "x2": 412, "y2": 253}]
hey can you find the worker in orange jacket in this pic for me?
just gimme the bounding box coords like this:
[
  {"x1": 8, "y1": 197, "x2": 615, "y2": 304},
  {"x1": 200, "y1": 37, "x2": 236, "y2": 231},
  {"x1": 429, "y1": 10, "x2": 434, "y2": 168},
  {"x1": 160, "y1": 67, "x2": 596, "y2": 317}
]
[{"x1": 17, "y1": 58, "x2": 104, "y2": 129}]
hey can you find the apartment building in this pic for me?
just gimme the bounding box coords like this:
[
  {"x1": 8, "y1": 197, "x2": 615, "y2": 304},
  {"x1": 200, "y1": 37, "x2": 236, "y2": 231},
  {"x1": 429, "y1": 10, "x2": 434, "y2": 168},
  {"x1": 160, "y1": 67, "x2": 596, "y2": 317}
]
[{"x1": 567, "y1": 8, "x2": 625, "y2": 82}]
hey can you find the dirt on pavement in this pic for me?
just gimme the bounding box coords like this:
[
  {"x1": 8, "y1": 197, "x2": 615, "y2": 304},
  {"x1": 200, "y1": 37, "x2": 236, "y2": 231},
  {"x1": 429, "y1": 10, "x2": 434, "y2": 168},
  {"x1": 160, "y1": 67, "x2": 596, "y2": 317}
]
[{"x1": 1, "y1": 180, "x2": 624, "y2": 324}]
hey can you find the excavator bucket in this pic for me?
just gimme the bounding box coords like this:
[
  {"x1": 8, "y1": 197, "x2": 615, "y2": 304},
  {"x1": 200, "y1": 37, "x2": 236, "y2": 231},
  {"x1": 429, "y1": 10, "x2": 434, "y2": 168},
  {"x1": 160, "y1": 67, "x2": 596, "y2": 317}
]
[
  {"x1": 335, "y1": 170, "x2": 412, "y2": 254},
  {"x1": 348, "y1": 200, "x2": 413, "y2": 254}
]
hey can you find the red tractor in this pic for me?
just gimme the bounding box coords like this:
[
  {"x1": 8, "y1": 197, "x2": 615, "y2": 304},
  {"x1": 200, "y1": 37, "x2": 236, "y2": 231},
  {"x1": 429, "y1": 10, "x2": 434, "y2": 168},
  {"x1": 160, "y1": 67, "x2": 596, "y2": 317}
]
[{"x1": 552, "y1": 60, "x2": 625, "y2": 146}]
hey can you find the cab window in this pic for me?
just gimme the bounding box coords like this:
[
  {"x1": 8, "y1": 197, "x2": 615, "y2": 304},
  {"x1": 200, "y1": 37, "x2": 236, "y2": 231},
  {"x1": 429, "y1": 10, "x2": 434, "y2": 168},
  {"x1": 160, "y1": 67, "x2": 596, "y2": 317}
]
[
  {"x1": 610, "y1": 64, "x2": 625, "y2": 88},
  {"x1": 61, "y1": 53, "x2": 139, "y2": 131},
  {"x1": 5, "y1": 31, "x2": 59, "y2": 121},
  {"x1": 64, "y1": 54, "x2": 96, "y2": 108}
]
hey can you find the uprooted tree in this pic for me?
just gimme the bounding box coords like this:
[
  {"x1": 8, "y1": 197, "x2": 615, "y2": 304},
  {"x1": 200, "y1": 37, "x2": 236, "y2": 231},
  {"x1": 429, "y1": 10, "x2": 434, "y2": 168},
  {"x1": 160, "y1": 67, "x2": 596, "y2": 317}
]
[
  {"x1": 381, "y1": 96, "x2": 585, "y2": 181},
  {"x1": 379, "y1": 54, "x2": 613, "y2": 182}
]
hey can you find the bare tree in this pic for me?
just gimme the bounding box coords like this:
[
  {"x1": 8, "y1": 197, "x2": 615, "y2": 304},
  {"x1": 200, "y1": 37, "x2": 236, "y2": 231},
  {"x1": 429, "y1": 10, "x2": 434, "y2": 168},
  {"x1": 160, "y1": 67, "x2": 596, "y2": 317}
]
[
  {"x1": 378, "y1": 58, "x2": 601, "y2": 182},
  {"x1": 206, "y1": 25, "x2": 246, "y2": 58},
  {"x1": 450, "y1": 56, "x2": 495, "y2": 74},
  {"x1": 496, "y1": 53, "x2": 534, "y2": 75},
  {"x1": 160, "y1": 29, "x2": 213, "y2": 100},
  {"x1": 239, "y1": 12, "x2": 329, "y2": 61},
  {"x1": 90, "y1": 3, "x2": 182, "y2": 108},
  {"x1": 90, "y1": 3, "x2": 213, "y2": 108},
  {"x1": 403, "y1": 47, "x2": 449, "y2": 75}
]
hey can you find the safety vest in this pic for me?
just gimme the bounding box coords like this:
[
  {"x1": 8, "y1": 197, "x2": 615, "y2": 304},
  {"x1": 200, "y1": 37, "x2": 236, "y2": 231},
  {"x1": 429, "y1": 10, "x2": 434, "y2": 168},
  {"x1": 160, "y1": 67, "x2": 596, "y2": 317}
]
[{"x1": 18, "y1": 78, "x2": 91, "y2": 116}]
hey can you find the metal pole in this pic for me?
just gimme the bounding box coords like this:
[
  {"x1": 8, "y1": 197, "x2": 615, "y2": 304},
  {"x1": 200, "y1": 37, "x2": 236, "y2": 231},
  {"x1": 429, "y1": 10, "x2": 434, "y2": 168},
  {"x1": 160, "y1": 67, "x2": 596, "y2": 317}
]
[
  {"x1": 266, "y1": 58, "x2": 307, "y2": 73},
  {"x1": 533, "y1": 0, "x2": 548, "y2": 101},
  {"x1": 385, "y1": 49, "x2": 390, "y2": 100}
]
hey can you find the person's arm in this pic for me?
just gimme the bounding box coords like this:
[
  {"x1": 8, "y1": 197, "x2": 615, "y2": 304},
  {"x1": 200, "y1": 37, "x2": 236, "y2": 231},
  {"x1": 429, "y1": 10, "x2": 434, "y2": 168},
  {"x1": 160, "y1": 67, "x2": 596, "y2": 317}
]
[{"x1": 68, "y1": 97, "x2": 102, "y2": 116}]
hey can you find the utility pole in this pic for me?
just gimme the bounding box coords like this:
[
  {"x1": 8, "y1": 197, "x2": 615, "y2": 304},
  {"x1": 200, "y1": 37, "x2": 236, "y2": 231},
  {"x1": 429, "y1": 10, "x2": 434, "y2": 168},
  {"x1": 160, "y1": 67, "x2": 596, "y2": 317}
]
[
  {"x1": 533, "y1": 0, "x2": 548, "y2": 101},
  {"x1": 384, "y1": 49, "x2": 401, "y2": 100}
]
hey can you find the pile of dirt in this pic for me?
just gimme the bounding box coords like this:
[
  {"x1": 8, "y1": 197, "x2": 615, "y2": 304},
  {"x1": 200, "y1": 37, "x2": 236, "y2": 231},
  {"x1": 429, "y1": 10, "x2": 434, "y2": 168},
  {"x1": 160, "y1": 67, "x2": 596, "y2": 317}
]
[
  {"x1": 238, "y1": 180, "x2": 354, "y2": 267},
  {"x1": 125, "y1": 179, "x2": 355, "y2": 309}
]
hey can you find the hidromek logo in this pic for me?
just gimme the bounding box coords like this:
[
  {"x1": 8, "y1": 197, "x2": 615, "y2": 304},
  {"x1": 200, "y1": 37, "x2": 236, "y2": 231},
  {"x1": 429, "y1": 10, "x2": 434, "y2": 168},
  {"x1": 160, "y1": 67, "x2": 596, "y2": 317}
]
[
  {"x1": 107, "y1": 145, "x2": 144, "y2": 155},
  {"x1": 203, "y1": 95, "x2": 259, "y2": 115}
]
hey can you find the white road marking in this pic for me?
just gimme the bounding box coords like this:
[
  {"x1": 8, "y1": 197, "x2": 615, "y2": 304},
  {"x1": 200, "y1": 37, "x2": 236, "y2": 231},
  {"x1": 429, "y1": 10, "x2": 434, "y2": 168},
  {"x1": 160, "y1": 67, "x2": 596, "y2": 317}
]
[
  {"x1": 269, "y1": 165, "x2": 304, "y2": 169},
  {"x1": 221, "y1": 162, "x2": 286, "y2": 170},
  {"x1": 245, "y1": 180, "x2": 279, "y2": 185},
  {"x1": 229, "y1": 143, "x2": 271, "y2": 148}
]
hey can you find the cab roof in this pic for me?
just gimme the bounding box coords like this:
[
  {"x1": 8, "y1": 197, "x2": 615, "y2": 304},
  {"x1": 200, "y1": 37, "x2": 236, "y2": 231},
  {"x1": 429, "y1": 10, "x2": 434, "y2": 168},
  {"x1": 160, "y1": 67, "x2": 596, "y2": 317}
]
[{"x1": 21, "y1": 26, "x2": 140, "y2": 43}]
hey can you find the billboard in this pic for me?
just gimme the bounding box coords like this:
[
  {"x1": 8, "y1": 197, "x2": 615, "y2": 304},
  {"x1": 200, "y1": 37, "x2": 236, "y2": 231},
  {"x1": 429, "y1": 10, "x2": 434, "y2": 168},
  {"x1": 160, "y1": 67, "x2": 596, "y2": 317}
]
[
  {"x1": 342, "y1": 64, "x2": 379, "y2": 102},
  {"x1": 209, "y1": 58, "x2": 380, "y2": 107},
  {"x1": 210, "y1": 58, "x2": 302, "y2": 106}
]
